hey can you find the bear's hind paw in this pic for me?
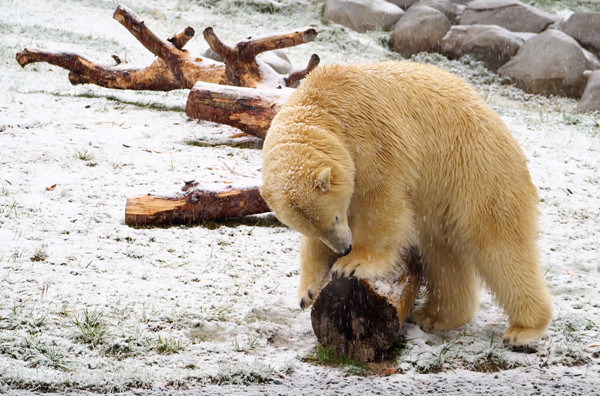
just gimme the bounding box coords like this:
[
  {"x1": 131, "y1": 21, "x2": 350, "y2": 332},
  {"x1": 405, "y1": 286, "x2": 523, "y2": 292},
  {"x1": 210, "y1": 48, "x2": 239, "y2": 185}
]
[{"x1": 503, "y1": 326, "x2": 544, "y2": 353}]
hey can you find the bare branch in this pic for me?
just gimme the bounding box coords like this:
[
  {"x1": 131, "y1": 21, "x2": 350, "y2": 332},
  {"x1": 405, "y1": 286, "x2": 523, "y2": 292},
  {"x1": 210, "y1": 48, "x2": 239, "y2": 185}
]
[{"x1": 284, "y1": 53, "x2": 320, "y2": 87}]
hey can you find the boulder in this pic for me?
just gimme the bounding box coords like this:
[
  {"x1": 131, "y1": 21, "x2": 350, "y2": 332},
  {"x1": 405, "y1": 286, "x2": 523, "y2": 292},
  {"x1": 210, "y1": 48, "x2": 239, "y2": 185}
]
[
  {"x1": 459, "y1": 0, "x2": 558, "y2": 33},
  {"x1": 203, "y1": 48, "x2": 293, "y2": 75},
  {"x1": 414, "y1": 0, "x2": 466, "y2": 23},
  {"x1": 387, "y1": 0, "x2": 471, "y2": 11},
  {"x1": 498, "y1": 30, "x2": 600, "y2": 98},
  {"x1": 561, "y1": 12, "x2": 600, "y2": 59},
  {"x1": 390, "y1": 6, "x2": 452, "y2": 57},
  {"x1": 386, "y1": 0, "x2": 422, "y2": 9},
  {"x1": 576, "y1": 71, "x2": 600, "y2": 112},
  {"x1": 439, "y1": 24, "x2": 535, "y2": 71},
  {"x1": 324, "y1": 0, "x2": 404, "y2": 33}
]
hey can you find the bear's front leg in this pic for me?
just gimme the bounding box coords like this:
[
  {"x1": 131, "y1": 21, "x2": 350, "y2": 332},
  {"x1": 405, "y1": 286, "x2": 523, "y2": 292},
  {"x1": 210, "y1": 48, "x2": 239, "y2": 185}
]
[
  {"x1": 331, "y1": 191, "x2": 414, "y2": 280},
  {"x1": 298, "y1": 236, "x2": 339, "y2": 309}
]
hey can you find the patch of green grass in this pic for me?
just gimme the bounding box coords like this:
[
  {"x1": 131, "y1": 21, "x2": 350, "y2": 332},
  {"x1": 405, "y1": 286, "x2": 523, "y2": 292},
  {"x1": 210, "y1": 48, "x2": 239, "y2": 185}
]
[
  {"x1": 76, "y1": 149, "x2": 93, "y2": 161},
  {"x1": 2, "y1": 200, "x2": 19, "y2": 219},
  {"x1": 104, "y1": 332, "x2": 146, "y2": 360},
  {"x1": 73, "y1": 309, "x2": 108, "y2": 348},
  {"x1": 303, "y1": 344, "x2": 367, "y2": 376},
  {"x1": 468, "y1": 347, "x2": 513, "y2": 373},
  {"x1": 232, "y1": 335, "x2": 260, "y2": 352},
  {"x1": 414, "y1": 341, "x2": 457, "y2": 374},
  {"x1": 0, "y1": 335, "x2": 69, "y2": 371},
  {"x1": 211, "y1": 360, "x2": 274, "y2": 385},
  {"x1": 147, "y1": 334, "x2": 185, "y2": 354},
  {"x1": 385, "y1": 336, "x2": 410, "y2": 360}
]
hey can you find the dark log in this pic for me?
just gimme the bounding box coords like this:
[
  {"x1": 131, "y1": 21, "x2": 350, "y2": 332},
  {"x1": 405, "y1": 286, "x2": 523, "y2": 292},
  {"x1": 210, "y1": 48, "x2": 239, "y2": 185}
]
[
  {"x1": 311, "y1": 247, "x2": 422, "y2": 362},
  {"x1": 125, "y1": 182, "x2": 270, "y2": 226},
  {"x1": 186, "y1": 82, "x2": 293, "y2": 139}
]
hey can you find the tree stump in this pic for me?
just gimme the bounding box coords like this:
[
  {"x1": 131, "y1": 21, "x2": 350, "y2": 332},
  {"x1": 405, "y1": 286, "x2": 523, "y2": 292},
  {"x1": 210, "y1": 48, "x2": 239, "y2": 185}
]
[{"x1": 311, "y1": 247, "x2": 422, "y2": 362}]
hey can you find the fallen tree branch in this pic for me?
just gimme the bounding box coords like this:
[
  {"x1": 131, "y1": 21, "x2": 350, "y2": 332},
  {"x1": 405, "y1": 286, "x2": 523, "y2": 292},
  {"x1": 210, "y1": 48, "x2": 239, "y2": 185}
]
[
  {"x1": 125, "y1": 182, "x2": 269, "y2": 226},
  {"x1": 16, "y1": 6, "x2": 319, "y2": 90}
]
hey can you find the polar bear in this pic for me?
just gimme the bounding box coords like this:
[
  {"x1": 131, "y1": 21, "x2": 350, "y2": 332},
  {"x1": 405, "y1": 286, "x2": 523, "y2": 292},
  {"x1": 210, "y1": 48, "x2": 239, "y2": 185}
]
[{"x1": 260, "y1": 61, "x2": 552, "y2": 348}]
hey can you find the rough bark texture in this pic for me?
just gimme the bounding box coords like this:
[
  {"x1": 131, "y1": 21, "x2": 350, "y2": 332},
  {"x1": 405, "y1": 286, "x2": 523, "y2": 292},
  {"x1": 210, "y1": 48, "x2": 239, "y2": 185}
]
[
  {"x1": 186, "y1": 83, "x2": 293, "y2": 139},
  {"x1": 311, "y1": 247, "x2": 422, "y2": 362},
  {"x1": 16, "y1": 5, "x2": 319, "y2": 90},
  {"x1": 125, "y1": 182, "x2": 269, "y2": 226}
]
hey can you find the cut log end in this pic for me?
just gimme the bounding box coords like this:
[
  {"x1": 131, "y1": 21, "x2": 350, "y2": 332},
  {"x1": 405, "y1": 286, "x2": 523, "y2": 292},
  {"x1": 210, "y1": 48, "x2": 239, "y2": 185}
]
[
  {"x1": 311, "y1": 247, "x2": 422, "y2": 362},
  {"x1": 311, "y1": 277, "x2": 402, "y2": 362}
]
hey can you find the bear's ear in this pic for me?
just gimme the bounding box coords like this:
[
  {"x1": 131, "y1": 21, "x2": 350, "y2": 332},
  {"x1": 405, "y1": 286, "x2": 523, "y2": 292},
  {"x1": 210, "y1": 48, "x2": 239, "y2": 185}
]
[{"x1": 314, "y1": 167, "x2": 331, "y2": 192}]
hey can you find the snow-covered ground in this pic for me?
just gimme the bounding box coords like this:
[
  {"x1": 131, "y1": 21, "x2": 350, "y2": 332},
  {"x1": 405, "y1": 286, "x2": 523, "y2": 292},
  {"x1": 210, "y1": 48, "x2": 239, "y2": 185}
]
[{"x1": 1, "y1": 0, "x2": 599, "y2": 394}]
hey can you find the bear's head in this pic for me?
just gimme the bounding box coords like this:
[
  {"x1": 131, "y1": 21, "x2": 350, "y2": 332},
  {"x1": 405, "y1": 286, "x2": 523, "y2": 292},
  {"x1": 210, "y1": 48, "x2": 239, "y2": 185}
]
[{"x1": 260, "y1": 139, "x2": 355, "y2": 255}]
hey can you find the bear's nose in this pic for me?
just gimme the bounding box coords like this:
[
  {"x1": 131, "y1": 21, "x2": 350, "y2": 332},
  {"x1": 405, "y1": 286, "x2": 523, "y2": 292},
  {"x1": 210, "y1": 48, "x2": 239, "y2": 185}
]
[{"x1": 341, "y1": 244, "x2": 352, "y2": 256}]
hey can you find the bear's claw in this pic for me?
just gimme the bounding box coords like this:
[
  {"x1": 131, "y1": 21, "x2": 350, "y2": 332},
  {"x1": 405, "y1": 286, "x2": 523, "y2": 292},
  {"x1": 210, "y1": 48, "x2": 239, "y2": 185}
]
[
  {"x1": 298, "y1": 284, "x2": 320, "y2": 309},
  {"x1": 299, "y1": 297, "x2": 308, "y2": 309}
]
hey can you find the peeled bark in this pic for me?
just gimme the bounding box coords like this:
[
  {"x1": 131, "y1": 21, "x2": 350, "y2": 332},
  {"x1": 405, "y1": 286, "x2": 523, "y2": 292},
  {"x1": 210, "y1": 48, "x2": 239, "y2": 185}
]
[{"x1": 311, "y1": 247, "x2": 422, "y2": 362}]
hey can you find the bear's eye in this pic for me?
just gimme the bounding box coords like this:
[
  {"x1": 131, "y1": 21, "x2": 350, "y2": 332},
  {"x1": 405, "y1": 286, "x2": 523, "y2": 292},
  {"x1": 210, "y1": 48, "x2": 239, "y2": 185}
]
[{"x1": 334, "y1": 215, "x2": 340, "y2": 223}]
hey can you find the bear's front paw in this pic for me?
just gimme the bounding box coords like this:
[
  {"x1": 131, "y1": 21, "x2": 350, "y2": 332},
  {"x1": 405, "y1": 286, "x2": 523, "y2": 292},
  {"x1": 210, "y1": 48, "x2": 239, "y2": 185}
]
[
  {"x1": 503, "y1": 326, "x2": 543, "y2": 353},
  {"x1": 330, "y1": 257, "x2": 361, "y2": 280},
  {"x1": 331, "y1": 252, "x2": 395, "y2": 280}
]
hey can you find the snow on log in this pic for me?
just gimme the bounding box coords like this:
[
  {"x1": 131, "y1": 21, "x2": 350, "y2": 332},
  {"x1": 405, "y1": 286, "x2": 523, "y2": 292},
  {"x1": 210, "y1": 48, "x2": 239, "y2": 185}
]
[{"x1": 311, "y1": 247, "x2": 422, "y2": 362}]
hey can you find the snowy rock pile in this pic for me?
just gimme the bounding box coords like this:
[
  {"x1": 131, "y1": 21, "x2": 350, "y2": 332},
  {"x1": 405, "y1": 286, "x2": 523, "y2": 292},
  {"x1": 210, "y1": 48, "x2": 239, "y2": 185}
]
[{"x1": 323, "y1": 0, "x2": 600, "y2": 111}]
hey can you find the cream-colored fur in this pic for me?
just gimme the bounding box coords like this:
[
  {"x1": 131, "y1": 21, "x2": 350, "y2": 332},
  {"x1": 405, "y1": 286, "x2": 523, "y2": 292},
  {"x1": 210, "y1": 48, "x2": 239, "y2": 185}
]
[{"x1": 260, "y1": 61, "x2": 552, "y2": 348}]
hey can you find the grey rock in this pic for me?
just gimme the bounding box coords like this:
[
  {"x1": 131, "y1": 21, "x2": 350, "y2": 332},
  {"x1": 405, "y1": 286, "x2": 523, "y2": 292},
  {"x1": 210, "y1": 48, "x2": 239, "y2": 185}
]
[
  {"x1": 324, "y1": 0, "x2": 404, "y2": 33},
  {"x1": 439, "y1": 24, "x2": 535, "y2": 71},
  {"x1": 576, "y1": 70, "x2": 600, "y2": 112},
  {"x1": 386, "y1": 0, "x2": 421, "y2": 9},
  {"x1": 413, "y1": 0, "x2": 466, "y2": 24},
  {"x1": 390, "y1": 6, "x2": 452, "y2": 57},
  {"x1": 202, "y1": 48, "x2": 292, "y2": 75},
  {"x1": 498, "y1": 29, "x2": 600, "y2": 98},
  {"x1": 561, "y1": 12, "x2": 600, "y2": 59},
  {"x1": 460, "y1": 0, "x2": 559, "y2": 33}
]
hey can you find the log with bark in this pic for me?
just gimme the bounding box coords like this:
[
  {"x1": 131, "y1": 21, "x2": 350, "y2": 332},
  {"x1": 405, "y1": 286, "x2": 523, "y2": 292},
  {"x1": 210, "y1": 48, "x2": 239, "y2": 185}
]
[
  {"x1": 125, "y1": 181, "x2": 269, "y2": 226},
  {"x1": 16, "y1": 5, "x2": 319, "y2": 91},
  {"x1": 311, "y1": 247, "x2": 423, "y2": 362},
  {"x1": 186, "y1": 82, "x2": 294, "y2": 139}
]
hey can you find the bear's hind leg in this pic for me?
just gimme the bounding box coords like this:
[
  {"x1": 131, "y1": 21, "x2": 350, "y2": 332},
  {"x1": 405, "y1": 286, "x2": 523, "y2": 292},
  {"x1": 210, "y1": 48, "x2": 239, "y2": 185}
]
[
  {"x1": 476, "y1": 247, "x2": 552, "y2": 349},
  {"x1": 298, "y1": 236, "x2": 338, "y2": 309},
  {"x1": 411, "y1": 240, "x2": 479, "y2": 331}
]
